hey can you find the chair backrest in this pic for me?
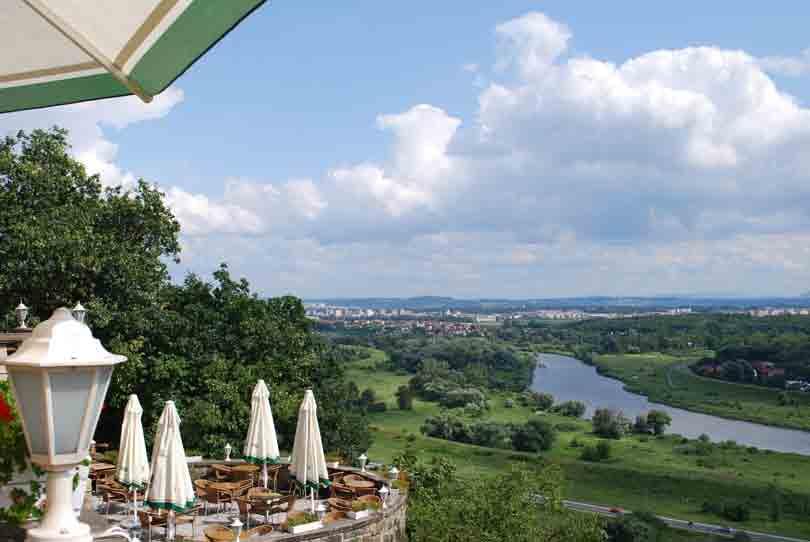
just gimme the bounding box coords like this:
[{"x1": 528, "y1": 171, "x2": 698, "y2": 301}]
[
  {"x1": 354, "y1": 485, "x2": 377, "y2": 497},
  {"x1": 205, "y1": 485, "x2": 227, "y2": 504},
  {"x1": 268, "y1": 495, "x2": 296, "y2": 515},
  {"x1": 331, "y1": 483, "x2": 355, "y2": 500}
]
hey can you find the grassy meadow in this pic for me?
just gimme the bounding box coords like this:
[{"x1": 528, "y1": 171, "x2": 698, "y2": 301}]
[
  {"x1": 594, "y1": 353, "x2": 810, "y2": 431},
  {"x1": 345, "y1": 347, "x2": 810, "y2": 539}
]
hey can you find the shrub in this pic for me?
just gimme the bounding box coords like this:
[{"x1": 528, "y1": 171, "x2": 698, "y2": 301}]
[
  {"x1": 580, "y1": 441, "x2": 612, "y2": 462},
  {"x1": 367, "y1": 401, "x2": 387, "y2": 413},
  {"x1": 592, "y1": 408, "x2": 629, "y2": 439},
  {"x1": 396, "y1": 385, "x2": 414, "y2": 410},
  {"x1": 512, "y1": 418, "x2": 556, "y2": 452},
  {"x1": 645, "y1": 410, "x2": 672, "y2": 435},
  {"x1": 520, "y1": 391, "x2": 555, "y2": 410},
  {"x1": 553, "y1": 400, "x2": 586, "y2": 418},
  {"x1": 554, "y1": 422, "x2": 580, "y2": 432},
  {"x1": 504, "y1": 398, "x2": 515, "y2": 409}
]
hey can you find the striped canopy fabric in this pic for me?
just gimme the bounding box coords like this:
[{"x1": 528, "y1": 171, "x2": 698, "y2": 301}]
[
  {"x1": 145, "y1": 401, "x2": 195, "y2": 513},
  {"x1": 243, "y1": 379, "x2": 280, "y2": 466},
  {"x1": 290, "y1": 389, "x2": 330, "y2": 490},
  {"x1": 0, "y1": 0, "x2": 265, "y2": 113},
  {"x1": 116, "y1": 394, "x2": 150, "y2": 490}
]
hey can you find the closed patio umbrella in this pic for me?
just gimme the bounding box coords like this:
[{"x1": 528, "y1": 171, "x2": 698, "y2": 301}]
[
  {"x1": 145, "y1": 401, "x2": 194, "y2": 540},
  {"x1": 289, "y1": 389, "x2": 330, "y2": 513},
  {"x1": 116, "y1": 394, "x2": 150, "y2": 526},
  {"x1": 243, "y1": 379, "x2": 280, "y2": 489},
  {"x1": 0, "y1": 0, "x2": 266, "y2": 113}
]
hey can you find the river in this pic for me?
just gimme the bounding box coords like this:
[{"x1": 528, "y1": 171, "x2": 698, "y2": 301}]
[{"x1": 531, "y1": 353, "x2": 810, "y2": 455}]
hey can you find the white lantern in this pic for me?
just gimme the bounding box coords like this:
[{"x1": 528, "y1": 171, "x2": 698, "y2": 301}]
[
  {"x1": 388, "y1": 465, "x2": 399, "y2": 481},
  {"x1": 15, "y1": 302, "x2": 29, "y2": 329},
  {"x1": 378, "y1": 484, "x2": 389, "y2": 509},
  {"x1": 224, "y1": 442, "x2": 232, "y2": 461},
  {"x1": 358, "y1": 453, "x2": 368, "y2": 472},
  {"x1": 4, "y1": 308, "x2": 125, "y2": 542},
  {"x1": 72, "y1": 302, "x2": 87, "y2": 324},
  {"x1": 230, "y1": 518, "x2": 243, "y2": 541}
]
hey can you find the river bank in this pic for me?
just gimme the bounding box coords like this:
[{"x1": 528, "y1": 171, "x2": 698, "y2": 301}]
[
  {"x1": 532, "y1": 353, "x2": 810, "y2": 454},
  {"x1": 586, "y1": 353, "x2": 810, "y2": 432},
  {"x1": 345, "y1": 347, "x2": 810, "y2": 539}
]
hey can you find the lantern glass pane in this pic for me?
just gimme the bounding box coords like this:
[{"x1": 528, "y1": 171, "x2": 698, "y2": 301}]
[
  {"x1": 81, "y1": 367, "x2": 112, "y2": 451},
  {"x1": 50, "y1": 370, "x2": 94, "y2": 454},
  {"x1": 9, "y1": 370, "x2": 48, "y2": 455}
]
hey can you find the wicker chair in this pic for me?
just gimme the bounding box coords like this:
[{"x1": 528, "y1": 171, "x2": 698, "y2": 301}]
[
  {"x1": 353, "y1": 484, "x2": 378, "y2": 497},
  {"x1": 194, "y1": 479, "x2": 209, "y2": 500},
  {"x1": 266, "y1": 495, "x2": 296, "y2": 525},
  {"x1": 100, "y1": 486, "x2": 129, "y2": 515},
  {"x1": 323, "y1": 510, "x2": 345, "y2": 524},
  {"x1": 211, "y1": 464, "x2": 233, "y2": 482},
  {"x1": 330, "y1": 482, "x2": 355, "y2": 500},
  {"x1": 204, "y1": 485, "x2": 233, "y2": 515},
  {"x1": 138, "y1": 510, "x2": 167, "y2": 542}
]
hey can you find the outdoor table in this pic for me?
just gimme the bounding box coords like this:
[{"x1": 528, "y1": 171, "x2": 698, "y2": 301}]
[
  {"x1": 90, "y1": 462, "x2": 116, "y2": 473},
  {"x1": 344, "y1": 479, "x2": 375, "y2": 489},
  {"x1": 249, "y1": 490, "x2": 280, "y2": 501},
  {"x1": 203, "y1": 525, "x2": 248, "y2": 542},
  {"x1": 231, "y1": 464, "x2": 259, "y2": 482}
]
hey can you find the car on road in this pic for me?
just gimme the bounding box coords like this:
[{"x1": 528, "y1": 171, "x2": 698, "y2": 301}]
[{"x1": 608, "y1": 507, "x2": 624, "y2": 514}]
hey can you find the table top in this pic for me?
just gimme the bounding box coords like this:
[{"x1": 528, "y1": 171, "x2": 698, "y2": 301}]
[
  {"x1": 344, "y1": 479, "x2": 375, "y2": 489},
  {"x1": 90, "y1": 462, "x2": 116, "y2": 472},
  {"x1": 208, "y1": 481, "x2": 244, "y2": 491},
  {"x1": 203, "y1": 526, "x2": 248, "y2": 542},
  {"x1": 248, "y1": 490, "x2": 281, "y2": 500},
  {"x1": 231, "y1": 464, "x2": 259, "y2": 472}
]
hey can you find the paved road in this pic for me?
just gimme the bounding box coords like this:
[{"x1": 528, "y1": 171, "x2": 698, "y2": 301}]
[{"x1": 558, "y1": 499, "x2": 809, "y2": 542}]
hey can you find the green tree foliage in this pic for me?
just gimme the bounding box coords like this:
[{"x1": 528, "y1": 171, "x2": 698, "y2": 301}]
[
  {"x1": 395, "y1": 385, "x2": 414, "y2": 410},
  {"x1": 0, "y1": 128, "x2": 179, "y2": 329},
  {"x1": 511, "y1": 417, "x2": 556, "y2": 452},
  {"x1": 553, "y1": 400, "x2": 587, "y2": 418},
  {"x1": 581, "y1": 440, "x2": 612, "y2": 462},
  {"x1": 407, "y1": 460, "x2": 604, "y2": 542},
  {"x1": 519, "y1": 391, "x2": 555, "y2": 410},
  {"x1": 592, "y1": 408, "x2": 630, "y2": 439},
  {"x1": 645, "y1": 410, "x2": 672, "y2": 436},
  {"x1": 0, "y1": 128, "x2": 371, "y2": 462}
]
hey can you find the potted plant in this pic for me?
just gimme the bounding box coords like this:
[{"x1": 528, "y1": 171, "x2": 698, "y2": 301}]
[
  {"x1": 346, "y1": 498, "x2": 381, "y2": 520},
  {"x1": 285, "y1": 512, "x2": 322, "y2": 534}
]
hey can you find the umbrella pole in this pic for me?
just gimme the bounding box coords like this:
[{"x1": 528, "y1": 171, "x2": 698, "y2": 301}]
[
  {"x1": 262, "y1": 464, "x2": 268, "y2": 489},
  {"x1": 168, "y1": 510, "x2": 176, "y2": 542},
  {"x1": 310, "y1": 487, "x2": 315, "y2": 514},
  {"x1": 131, "y1": 488, "x2": 138, "y2": 523}
]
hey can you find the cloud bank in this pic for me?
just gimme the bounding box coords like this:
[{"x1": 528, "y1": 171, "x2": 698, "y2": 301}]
[{"x1": 6, "y1": 12, "x2": 810, "y2": 297}]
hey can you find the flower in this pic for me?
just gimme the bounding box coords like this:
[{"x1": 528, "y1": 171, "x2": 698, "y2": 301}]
[{"x1": 0, "y1": 394, "x2": 14, "y2": 423}]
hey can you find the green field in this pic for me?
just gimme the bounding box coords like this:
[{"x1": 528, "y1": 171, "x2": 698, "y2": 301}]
[
  {"x1": 593, "y1": 353, "x2": 810, "y2": 431},
  {"x1": 346, "y1": 347, "x2": 810, "y2": 539}
]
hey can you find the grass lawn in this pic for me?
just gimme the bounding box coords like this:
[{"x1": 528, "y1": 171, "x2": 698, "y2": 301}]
[
  {"x1": 594, "y1": 353, "x2": 810, "y2": 431},
  {"x1": 345, "y1": 347, "x2": 810, "y2": 539}
]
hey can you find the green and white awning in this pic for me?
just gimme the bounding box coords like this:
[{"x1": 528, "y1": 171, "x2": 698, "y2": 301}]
[{"x1": 0, "y1": 0, "x2": 266, "y2": 113}]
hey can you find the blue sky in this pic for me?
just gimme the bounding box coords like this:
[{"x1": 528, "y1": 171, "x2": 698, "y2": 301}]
[{"x1": 6, "y1": 2, "x2": 810, "y2": 298}]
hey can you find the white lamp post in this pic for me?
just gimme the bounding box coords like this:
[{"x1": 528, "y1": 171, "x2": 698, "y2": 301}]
[
  {"x1": 224, "y1": 443, "x2": 232, "y2": 461},
  {"x1": 358, "y1": 453, "x2": 367, "y2": 472},
  {"x1": 4, "y1": 308, "x2": 125, "y2": 542},
  {"x1": 72, "y1": 303, "x2": 87, "y2": 324},
  {"x1": 378, "y1": 485, "x2": 389, "y2": 509},
  {"x1": 230, "y1": 518, "x2": 243, "y2": 542},
  {"x1": 15, "y1": 302, "x2": 29, "y2": 330}
]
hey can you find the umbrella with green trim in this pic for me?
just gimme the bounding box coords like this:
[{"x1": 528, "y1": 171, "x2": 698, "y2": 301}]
[
  {"x1": 243, "y1": 379, "x2": 280, "y2": 488},
  {"x1": 290, "y1": 389, "x2": 330, "y2": 514},
  {"x1": 0, "y1": 0, "x2": 266, "y2": 113},
  {"x1": 146, "y1": 401, "x2": 195, "y2": 539},
  {"x1": 116, "y1": 394, "x2": 150, "y2": 526}
]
